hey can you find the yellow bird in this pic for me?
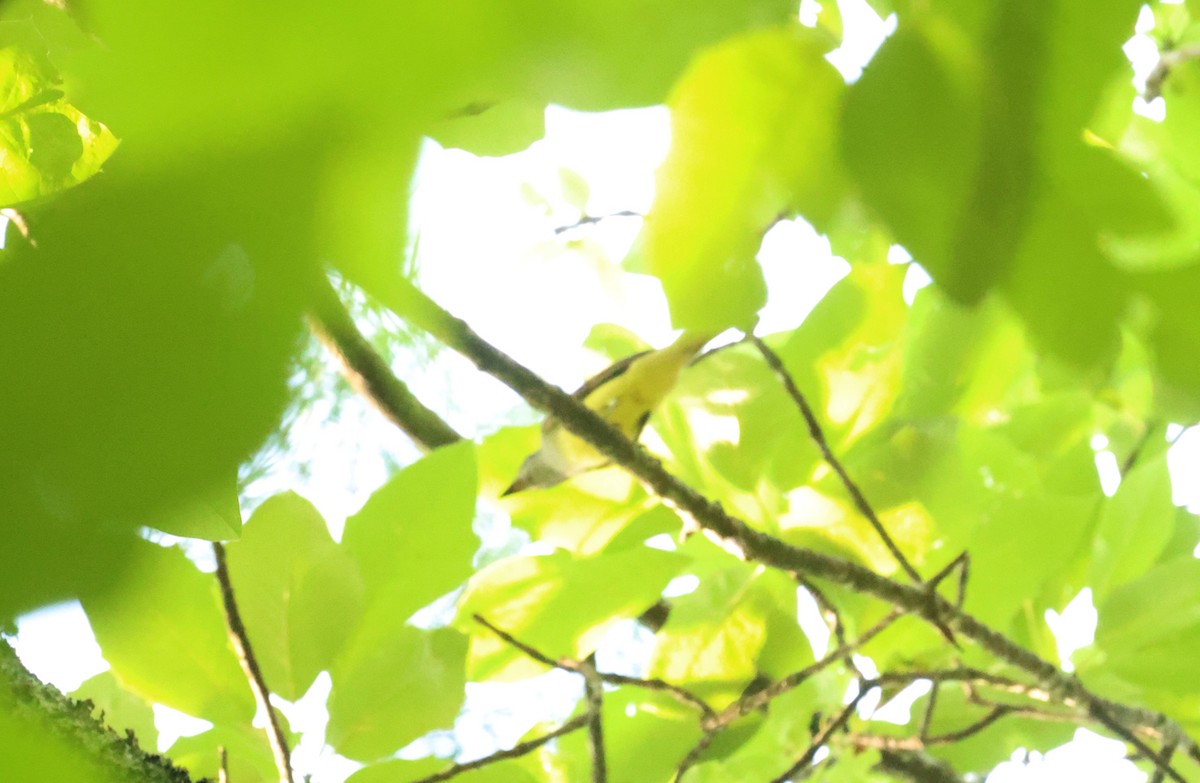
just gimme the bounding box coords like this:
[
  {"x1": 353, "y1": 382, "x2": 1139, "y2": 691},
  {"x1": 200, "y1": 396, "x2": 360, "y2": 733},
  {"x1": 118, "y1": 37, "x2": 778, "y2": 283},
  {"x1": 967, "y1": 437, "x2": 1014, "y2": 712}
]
[{"x1": 502, "y1": 330, "x2": 715, "y2": 495}]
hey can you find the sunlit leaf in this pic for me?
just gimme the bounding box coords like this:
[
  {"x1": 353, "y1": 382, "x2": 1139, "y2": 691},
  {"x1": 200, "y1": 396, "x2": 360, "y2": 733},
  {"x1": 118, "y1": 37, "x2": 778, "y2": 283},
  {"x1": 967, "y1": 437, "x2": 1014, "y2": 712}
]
[
  {"x1": 149, "y1": 475, "x2": 242, "y2": 541},
  {"x1": 328, "y1": 620, "x2": 467, "y2": 761},
  {"x1": 79, "y1": 541, "x2": 254, "y2": 725},
  {"x1": 225, "y1": 492, "x2": 364, "y2": 701},
  {"x1": 342, "y1": 441, "x2": 479, "y2": 621},
  {"x1": 457, "y1": 546, "x2": 688, "y2": 680},
  {"x1": 1090, "y1": 455, "x2": 1175, "y2": 599},
  {"x1": 637, "y1": 25, "x2": 845, "y2": 332}
]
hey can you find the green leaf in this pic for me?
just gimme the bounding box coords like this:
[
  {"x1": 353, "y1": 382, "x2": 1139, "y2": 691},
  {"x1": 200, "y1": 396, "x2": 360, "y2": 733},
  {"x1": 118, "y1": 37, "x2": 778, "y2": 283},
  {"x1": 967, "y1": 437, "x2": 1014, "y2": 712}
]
[
  {"x1": 457, "y1": 546, "x2": 688, "y2": 680},
  {"x1": 71, "y1": 671, "x2": 158, "y2": 748},
  {"x1": 342, "y1": 441, "x2": 479, "y2": 620},
  {"x1": 896, "y1": 289, "x2": 1034, "y2": 422},
  {"x1": 506, "y1": 482, "x2": 647, "y2": 556},
  {"x1": 1090, "y1": 455, "x2": 1175, "y2": 599},
  {"x1": 685, "y1": 680, "x2": 836, "y2": 781},
  {"x1": 649, "y1": 566, "x2": 801, "y2": 707},
  {"x1": 843, "y1": 0, "x2": 1146, "y2": 366},
  {"x1": 168, "y1": 723, "x2": 282, "y2": 783},
  {"x1": 965, "y1": 492, "x2": 1093, "y2": 626},
  {"x1": 0, "y1": 24, "x2": 117, "y2": 206},
  {"x1": 79, "y1": 541, "x2": 254, "y2": 725},
  {"x1": 1134, "y1": 265, "x2": 1200, "y2": 414},
  {"x1": 842, "y1": 23, "x2": 989, "y2": 301},
  {"x1": 149, "y1": 475, "x2": 242, "y2": 541},
  {"x1": 327, "y1": 621, "x2": 468, "y2": 761},
  {"x1": 558, "y1": 166, "x2": 591, "y2": 212},
  {"x1": 428, "y1": 99, "x2": 546, "y2": 157},
  {"x1": 1093, "y1": 558, "x2": 1200, "y2": 674},
  {"x1": 224, "y1": 492, "x2": 365, "y2": 701},
  {"x1": 544, "y1": 689, "x2": 702, "y2": 783},
  {"x1": 910, "y1": 686, "x2": 1074, "y2": 773},
  {"x1": 636, "y1": 25, "x2": 844, "y2": 333}
]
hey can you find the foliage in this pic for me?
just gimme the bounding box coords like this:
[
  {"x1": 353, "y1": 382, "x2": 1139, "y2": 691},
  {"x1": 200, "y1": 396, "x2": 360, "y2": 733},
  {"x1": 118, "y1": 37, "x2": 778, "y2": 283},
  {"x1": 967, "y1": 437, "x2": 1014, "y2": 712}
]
[{"x1": 3, "y1": 1, "x2": 1200, "y2": 782}]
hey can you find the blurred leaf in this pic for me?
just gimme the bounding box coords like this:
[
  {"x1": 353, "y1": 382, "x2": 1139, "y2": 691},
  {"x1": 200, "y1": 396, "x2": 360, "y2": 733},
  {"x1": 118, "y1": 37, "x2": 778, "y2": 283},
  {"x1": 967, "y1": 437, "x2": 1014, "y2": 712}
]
[
  {"x1": 349, "y1": 757, "x2": 538, "y2": 783},
  {"x1": 1090, "y1": 455, "x2": 1175, "y2": 599},
  {"x1": 909, "y1": 686, "x2": 1074, "y2": 773},
  {"x1": 559, "y1": 166, "x2": 591, "y2": 212},
  {"x1": 225, "y1": 492, "x2": 364, "y2": 701},
  {"x1": 168, "y1": 723, "x2": 281, "y2": 783},
  {"x1": 328, "y1": 622, "x2": 467, "y2": 761},
  {"x1": 546, "y1": 689, "x2": 702, "y2": 783},
  {"x1": 457, "y1": 546, "x2": 688, "y2": 680},
  {"x1": 428, "y1": 99, "x2": 546, "y2": 157},
  {"x1": 896, "y1": 288, "x2": 1034, "y2": 422},
  {"x1": 1093, "y1": 558, "x2": 1200, "y2": 693},
  {"x1": 0, "y1": 23, "x2": 117, "y2": 206},
  {"x1": 149, "y1": 475, "x2": 242, "y2": 541},
  {"x1": 843, "y1": 0, "x2": 1148, "y2": 368},
  {"x1": 649, "y1": 566, "x2": 801, "y2": 707},
  {"x1": 507, "y1": 483, "x2": 645, "y2": 555},
  {"x1": 342, "y1": 441, "x2": 479, "y2": 621},
  {"x1": 637, "y1": 25, "x2": 844, "y2": 333},
  {"x1": 79, "y1": 541, "x2": 254, "y2": 725},
  {"x1": 0, "y1": 144, "x2": 315, "y2": 533},
  {"x1": 685, "y1": 680, "x2": 835, "y2": 781},
  {"x1": 965, "y1": 492, "x2": 1093, "y2": 626}
]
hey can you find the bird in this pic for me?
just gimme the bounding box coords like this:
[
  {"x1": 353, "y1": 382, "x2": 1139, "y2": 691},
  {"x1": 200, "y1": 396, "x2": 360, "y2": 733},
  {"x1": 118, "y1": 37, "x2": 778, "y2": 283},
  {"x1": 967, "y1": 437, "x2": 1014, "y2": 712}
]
[{"x1": 502, "y1": 330, "x2": 716, "y2": 495}]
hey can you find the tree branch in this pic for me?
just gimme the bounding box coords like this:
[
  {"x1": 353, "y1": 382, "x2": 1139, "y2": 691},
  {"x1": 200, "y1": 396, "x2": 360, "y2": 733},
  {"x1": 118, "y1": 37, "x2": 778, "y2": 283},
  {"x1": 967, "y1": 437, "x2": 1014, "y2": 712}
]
[
  {"x1": 307, "y1": 274, "x2": 463, "y2": 451},
  {"x1": 770, "y1": 687, "x2": 867, "y2": 783},
  {"x1": 472, "y1": 615, "x2": 712, "y2": 717},
  {"x1": 747, "y1": 334, "x2": 924, "y2": 586},
  {"x1": 875, "y1": 749, "x2": 965, "y2": 783},
  {"x1": 212, "y1": 542, "x2": 294, "y2": 783},
  {"x1": 580, "y1": 656, "x2": 608, "y2": 783},
  {"x1": 363, "y1": 276, "x2": 1198, "y2": 775},
  {"x1": 1145, "y1": 44, "x2": 1200, "y2": 101}
]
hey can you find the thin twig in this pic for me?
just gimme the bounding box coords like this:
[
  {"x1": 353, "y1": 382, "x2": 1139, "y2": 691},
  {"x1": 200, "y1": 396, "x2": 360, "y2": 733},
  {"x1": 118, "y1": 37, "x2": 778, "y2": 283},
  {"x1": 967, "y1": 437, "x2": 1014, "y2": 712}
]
[
  {"x1": 920, "y1": 680, "x2": 939, "y2": 741},
  {"x1": 672, "y1": 730, "x2": 718, "y2": 783},
  {"x1": 212, "y1": 543, "x2": 294, "y2": 783},
  {"x1": 770, "y1": 687, "x2": 868, "y2": 783},
  {"x1": 472, "y1": 615, "x2": 713, "y2": 717},
  {"x1": 714, "y1": 609, "x2": 902, "y2": 727},
  {"x1": 409, "y1": 715, "x2": 589, "y2": 783},
  {"x1": 1145, "y1": 44, "x2": 1200, "y2": 101},
  {"x1": 924, "y1": 552, "x2": 970, "y2": 609},
  {"x1": 1120, "y1": 421, "x2": 1163, "y2": 477},
  {"x1": 307, "y1": 275, "x2": 462, "y2": 451},
  {"x1": 795, "y1": 576, "x2": 852, "y2": 663},
  {"x1": 671, "y1": 609, "x2": 904, "y2": 783},
  {"x1": 875, "y1": 749, "x2": 965, "y2": 783},
  {"x1": 1088, "y1": 702, "x2": 1187, "y2": 783},
  {"x1": 554, "y1": 210, "x2": 643, "y2": 235},
  {"x1": 748, "y1": 334, "x2": 923, "y2": 584},
  {"x1": 926, "y1": 706, "x2": 1013, "y2": 745},
  {"x1": 472, "y1": 615, "x2": 560, "y2": 668},
  {"x1": 1150, "y1": 737, "x2": 1179, "y2": 783},
  {"x1": 218, "y1": 747, "x2": 229, "y2": 783},
  {"x1": 580, "y1": 656, "x2": 608, "y2": 783}
]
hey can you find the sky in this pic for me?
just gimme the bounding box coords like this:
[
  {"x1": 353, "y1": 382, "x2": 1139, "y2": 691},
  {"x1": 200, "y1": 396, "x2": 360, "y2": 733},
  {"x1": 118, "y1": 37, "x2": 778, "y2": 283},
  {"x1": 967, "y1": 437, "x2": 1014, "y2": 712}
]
[{"x1": 6, "y1": 2, "x2": 1191, "y2": 782}]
